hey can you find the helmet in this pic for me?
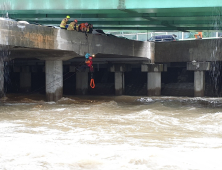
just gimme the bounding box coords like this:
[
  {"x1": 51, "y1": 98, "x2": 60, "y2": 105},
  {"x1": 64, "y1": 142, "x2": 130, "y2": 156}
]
[
  {"x1": 85, "y1": 53, "x2": 90, "y2": 59},
  {"x1": 74, "y1": 19, "x2": 78, "y2": 23},
  {"x1": 66, "y1": 15, "x2": 70, "y2": 19},
  {"x1": 85, "y1": 22, "x2": 88, "y2": 26}
]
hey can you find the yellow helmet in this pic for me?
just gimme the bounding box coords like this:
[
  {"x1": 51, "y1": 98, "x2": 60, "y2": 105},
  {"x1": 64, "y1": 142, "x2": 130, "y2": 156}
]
[{"x1": 66, "y1": 15, "x2": 70, "y2": 19}]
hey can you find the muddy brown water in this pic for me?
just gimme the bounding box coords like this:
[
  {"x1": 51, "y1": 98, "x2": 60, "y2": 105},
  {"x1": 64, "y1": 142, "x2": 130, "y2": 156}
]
[{"x1": 0, "y1": 94, "x2": 222, "y2": 170}]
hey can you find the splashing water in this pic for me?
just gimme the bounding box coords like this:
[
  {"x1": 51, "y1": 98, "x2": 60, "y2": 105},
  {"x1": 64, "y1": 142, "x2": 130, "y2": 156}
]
[
  {"x1": 208, "y1": 8, "x2": 222, "y2": 96},
  {"x1": 0, "y1": 1, "x2": 12, "y2": 97}
]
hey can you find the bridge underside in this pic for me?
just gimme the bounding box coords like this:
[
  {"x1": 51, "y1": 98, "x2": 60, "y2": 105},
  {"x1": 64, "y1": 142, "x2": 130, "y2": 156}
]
[
  {"x1": 1, "y1": 0, "x2": 222, "y2": 31},
  {"x1": 7, "y1": 48, "x2": 149, "y2": 64}
]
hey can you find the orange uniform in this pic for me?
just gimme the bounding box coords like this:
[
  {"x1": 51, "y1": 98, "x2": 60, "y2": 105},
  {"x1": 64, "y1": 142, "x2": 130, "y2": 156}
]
[{"x1": 79, "y1": 23, "x2": 87, "y2": 32}]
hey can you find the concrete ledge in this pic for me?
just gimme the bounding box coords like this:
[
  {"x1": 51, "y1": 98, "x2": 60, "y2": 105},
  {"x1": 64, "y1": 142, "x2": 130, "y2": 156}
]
[
  {"x1": 155, "y1": 39, "x2": 222, "y2": 62},
  {"x1": 187, "y1": 62, "x2": 210, "y2": 71},
  {"x1": 110, "y1": 64, "x2": 132, "y2": 72},
  {"x1": 141, "y1": 64, "x2": 164, "y2": 72},
  {"x1": 0, "y1": 20, "x2": 152, "y2": 61}
]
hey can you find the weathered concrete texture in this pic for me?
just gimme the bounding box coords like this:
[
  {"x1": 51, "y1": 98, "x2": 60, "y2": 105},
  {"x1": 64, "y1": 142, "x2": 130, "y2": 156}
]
[
  {"x1": 115, "y1": 72, "x2": 124, "y2": 95},
  {"x1": 45, "y1": 60, "x2": 63, "y2": 102},
  {"x1": 0, "y1": 20, "x2": 152, "y2": 60},
  {"x1": 76, "y1": 72, "x2": 88, "y2": 95},
  {"x1": 155, "y1": 39, "x2": 222, "y2": 62},
  {"x1": 0, "y1": 59, "x2": 4, "y2": 98},
  {"x1": 10, "y1": 48, "x2": 79, "y2": 60},
  {"x1": 110, "y1": 64, "x2": 131, "y2": 72},
  {"x1": 194, "y1": 71, "x2": 205, "y2": 97},
  {"x1": 147, "y1": 42, "x2": 155, "y2": 63},
  {"x1": 187, "y1": 61, "x2": 210, "y2": 71},
  {"x1": 147, "y1": 72, "x2": 161, "y2": 96},
  {"x1": 141, "y1": 64, "x2": 164, "y2": 72}
]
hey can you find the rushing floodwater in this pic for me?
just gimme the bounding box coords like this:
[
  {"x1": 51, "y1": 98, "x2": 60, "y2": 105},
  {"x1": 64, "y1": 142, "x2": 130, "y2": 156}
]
[{"x1": 0, "y1": 95, "x2": 222, "y2": 170}]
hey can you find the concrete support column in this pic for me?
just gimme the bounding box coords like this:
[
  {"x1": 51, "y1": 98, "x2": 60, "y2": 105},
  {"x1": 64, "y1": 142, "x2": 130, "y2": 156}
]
[
  {"x1": 20, "y1": 66, "x2": 31, "y2": 93},
  {"x1": 76, "y1": 71, "x2": 88, "y2": 95},
  {"x1": 141, "y1": 64, "x2": 164, "y2": 96},
  {"x1": 115, "y1": 72, "x2": 124, "y2": 95},
  {"x1": 110, "y1": 64, "x2": 130, "y2": 96},
  {"x1": 0, "y1": 60, "x2": 4, "y2": 98},
  {"x1": 45, "y1": 60, "x2": 63, "y2": 102},
  {"x1": 147, "y1": 72, "x2": 161, "y2": 96},
  {"x1": 194, "y1": 71, "x2": 205, "y2": 97},
  {"x1": 187, "y1": 62, "x2": 210, "y2": 97}
]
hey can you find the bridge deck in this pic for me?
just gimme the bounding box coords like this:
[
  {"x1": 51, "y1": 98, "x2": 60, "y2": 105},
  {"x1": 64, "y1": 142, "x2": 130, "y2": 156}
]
[
  {"x1": 1, "y1": 20, "x2": 222, "y2": 63},
  {"x1": 0, "y1": 20, "x2": 151, "y2": 61}
]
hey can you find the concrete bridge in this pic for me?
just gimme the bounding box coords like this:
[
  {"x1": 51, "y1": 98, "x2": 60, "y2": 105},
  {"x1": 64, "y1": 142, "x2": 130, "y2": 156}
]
[{"x1": 1, "y1": 20, "x2": 222, "y2": 101}]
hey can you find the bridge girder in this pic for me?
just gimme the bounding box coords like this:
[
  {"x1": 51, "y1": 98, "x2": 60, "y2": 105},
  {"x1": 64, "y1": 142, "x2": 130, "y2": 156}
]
[{"x1": 0, "y1": 0, "x2": 222, "y2": 31}]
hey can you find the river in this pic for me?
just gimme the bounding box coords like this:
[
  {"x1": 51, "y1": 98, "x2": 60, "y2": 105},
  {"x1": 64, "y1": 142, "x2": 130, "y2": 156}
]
[{"x1": 0, "y1": 94, "x2": 222, "y2": 170}]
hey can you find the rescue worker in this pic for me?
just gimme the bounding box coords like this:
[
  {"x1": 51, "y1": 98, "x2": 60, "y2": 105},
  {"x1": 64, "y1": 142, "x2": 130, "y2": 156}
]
[
  {"x1": 85, "y1": 53, "x2": 90, "y2": 60},
  {"x1": 60, "y1": 15, "x2": 70, "y2": 30},
  {"x1": 85, "y1": 53, "x2": 95, "y2": 88},
  {"x1": 85, "y1": 54, "x2": 93, "y2": 72},
  {"x1": 87, "y1": 23, "x2": 93, "y2": 33},
  {"x1": 78, "y1": 22, "x2": 88, "y2": 32},
  {"x1": 67, "y1": 19, "x2": 78, "y2": 31}
]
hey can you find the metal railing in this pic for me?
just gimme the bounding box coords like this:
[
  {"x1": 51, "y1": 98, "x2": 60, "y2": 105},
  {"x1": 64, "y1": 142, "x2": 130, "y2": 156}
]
[{"x1": 105, "y1": 31, "x2": 222, "y2": 41}]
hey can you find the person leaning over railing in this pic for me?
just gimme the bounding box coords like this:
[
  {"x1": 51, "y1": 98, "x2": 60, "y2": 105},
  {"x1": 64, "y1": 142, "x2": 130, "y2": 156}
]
[
  {"x1": 87, "y1": 23, "x2": 93, "y2": 33},
  {"x1": 78, "y1": 22, "x2": 89, "y2": 32},
  {"x1": 60, "y1": 15, "x2": 70, "y2": 30},
  {"x1": 67, "y1": 19, "x2": 78, "y2": 31}
]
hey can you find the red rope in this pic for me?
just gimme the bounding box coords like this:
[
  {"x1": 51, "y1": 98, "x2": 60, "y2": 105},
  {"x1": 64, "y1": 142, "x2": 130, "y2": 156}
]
[{"x1": 90, "y1": 78, "x2": 95, "y2": 88}]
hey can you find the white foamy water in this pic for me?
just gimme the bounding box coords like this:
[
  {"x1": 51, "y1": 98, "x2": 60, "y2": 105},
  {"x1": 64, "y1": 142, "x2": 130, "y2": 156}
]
[{"x1": 0, "y1": 95, "x2": 222, "y2": 170}]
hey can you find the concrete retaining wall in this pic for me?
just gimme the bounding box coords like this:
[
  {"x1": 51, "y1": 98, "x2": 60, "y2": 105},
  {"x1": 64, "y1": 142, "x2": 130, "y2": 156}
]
[
  {"x1": 0, "y1": 20, "x2": 152, "y2": 60},
  {"x1": 154, "y1": 39, "x2": 222, "y2": 62}
]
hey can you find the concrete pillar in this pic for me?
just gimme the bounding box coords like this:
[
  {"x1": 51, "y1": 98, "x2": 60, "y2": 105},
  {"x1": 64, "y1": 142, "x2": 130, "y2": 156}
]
[
  {"x1": 0, "y1": 59, "x2": 4, "y2": 98},
  {"x1": 194, "y1": 71, "x2": 205, "y2": 97},
  {"x1": 45, "y1": 60, "x2": 63, "y2": 102},
  {"x1": 141, "y1": 64, "x2": 163, "y2": 96},
  {"x1": 147, "y1": 72, "x2": 161, "y2": 96},
  {"x1": 115, "y1": 72, "x2": 124, "y2": 95},
  {"x1": 187, "y1": 62, "x2": 209, "y2": 97},
  {"x1": 76, "y1": 71, "x2": 88, "y2": 95},
  {"x1": 20, "y1": 66, "x2": 31, "y2": 93}
]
